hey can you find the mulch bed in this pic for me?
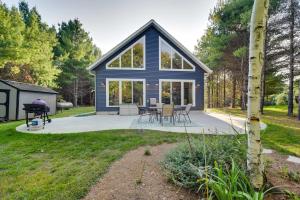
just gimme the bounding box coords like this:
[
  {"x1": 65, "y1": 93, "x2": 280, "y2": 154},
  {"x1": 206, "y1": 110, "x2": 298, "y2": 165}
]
[
  {"x1": 84, "y1": 143, "x2": 300, "y2": 200},
  {"x1": 264, "y1": 151, "x2": 300, "y2": 199},
  {"x1": 84, "y1": 143, "x2": 198, "y2": 200}
]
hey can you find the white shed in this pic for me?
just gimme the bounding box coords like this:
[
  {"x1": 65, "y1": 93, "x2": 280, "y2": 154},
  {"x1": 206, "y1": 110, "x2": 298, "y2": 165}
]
[{"x1": 0, "y1": 80, "x2": 57, "y2": 121}]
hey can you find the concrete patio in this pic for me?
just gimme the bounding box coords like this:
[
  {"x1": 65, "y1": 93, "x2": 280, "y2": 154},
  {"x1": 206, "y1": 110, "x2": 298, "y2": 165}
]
[{"x1": 16, "y1": 111, "x2": 266, "y2": 134}]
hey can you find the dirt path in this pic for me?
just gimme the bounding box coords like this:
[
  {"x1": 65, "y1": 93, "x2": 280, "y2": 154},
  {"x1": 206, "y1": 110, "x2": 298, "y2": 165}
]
[
  {"x1": 84, "y1": 143, "x2": 198, "y2": 200},
  {"x1": 265, "y1": 152, "x2": 300, "y2": 196}
]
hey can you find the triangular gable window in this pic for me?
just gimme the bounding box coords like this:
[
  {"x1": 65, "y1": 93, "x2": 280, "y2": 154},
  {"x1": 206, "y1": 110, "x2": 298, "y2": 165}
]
[
  {"x1": 159, "y1": 37, "x2": 195, "y2": 71},
  {"x1": 107, "y1": 37, "x2": 145, "y2": 69}
]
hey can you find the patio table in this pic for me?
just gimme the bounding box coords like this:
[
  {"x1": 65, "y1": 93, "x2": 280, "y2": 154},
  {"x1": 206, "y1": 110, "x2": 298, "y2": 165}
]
[{"x1": 147, "y1": 106, "x2": 162, "y2": 122}]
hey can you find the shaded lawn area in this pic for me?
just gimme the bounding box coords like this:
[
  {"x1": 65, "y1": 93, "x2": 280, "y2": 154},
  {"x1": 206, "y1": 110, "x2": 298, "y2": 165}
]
[
  {"x1": 52, "y1": 106, "x2": 95, "y2": 118},
  {"x1": 0, "y1": 107, "x2": 187, "y2": 199},
  {"x1": 209, "y1": 105, "x2": 300, "y2": 156}
]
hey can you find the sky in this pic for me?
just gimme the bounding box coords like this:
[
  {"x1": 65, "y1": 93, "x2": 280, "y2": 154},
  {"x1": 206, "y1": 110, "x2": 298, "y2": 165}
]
[{"x1": 5, "y1": 0, "x2": 217, "y2": 54}]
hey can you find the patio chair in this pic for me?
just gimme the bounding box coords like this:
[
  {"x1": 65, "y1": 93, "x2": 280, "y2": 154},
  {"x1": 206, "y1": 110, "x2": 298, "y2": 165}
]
[
  {"x1": 138, "y1": 107, "x2": 155, "y2": 122},
  {"x1": 160, "y1": 104, "x2": 175, "y2": 125},
  {"x1": 177, "y1": 103, "x2": 192, "y2": 123},
  {"x1": 149, "y1": 98, "x2": 157, "y2": 107}
]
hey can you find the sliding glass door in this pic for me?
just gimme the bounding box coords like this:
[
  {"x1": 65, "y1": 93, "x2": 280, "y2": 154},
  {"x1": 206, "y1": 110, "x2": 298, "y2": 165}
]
[
  {"x1": 160, "y1": 80, "x2": 195, "y2": 106},
  {"x1": 107, "y1": 79, "x2": 145, "y2": 107}
]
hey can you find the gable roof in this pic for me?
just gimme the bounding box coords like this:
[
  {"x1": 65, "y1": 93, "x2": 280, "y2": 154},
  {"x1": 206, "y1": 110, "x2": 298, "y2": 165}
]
[
  {"x1": 0, "y1": 79, "x2": 58, "y2": 94},
  {"x1": 88, "y1": 19, "x2": 212, "y2": 73}
]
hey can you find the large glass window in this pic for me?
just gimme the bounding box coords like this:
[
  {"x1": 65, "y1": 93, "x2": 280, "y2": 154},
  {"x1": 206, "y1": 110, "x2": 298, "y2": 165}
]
[
  {"x1": 108, "y1": 81, "x2": 119, "y2": 106},
  {"x1": 108, "y1": 58, "x2": 120, "y2": 68},
  {"x1": 183, "y1": 60, "x2": 193, "y2": 70},
  {"x1": 184, "y1": 82, "x2": 193, "y2": 105},
  {"x1": 133, "y1": 42, "x2": 144, "y2": 68},
  {"x1": 161, "y1": 82, "x2": 171, "y2": 104},
  {"x1": 122, "y1": 81, "x2": 132, "y2": 103},
  {"x1": 172, "y1": 82, "x2": 181, "y2": 105},
  {"x1": 107, "y1": 79, "x2": 145, "y2": 106},
  {"x1": 160, "y1": 80, "x2": 194, "y2": 106},
  {"x1": 159, "y1": 38, "x2": 195, "y2": 71},
  {"x1": 172, "y1": 52, "x2": 182, "y2": 69},
  {"x1": 133, "y1": 81, "x2": 143, "y2": 105},
  {"x1": 107, "y1": 37, "x2": 145, "y2": 69},
  {"x1": 161, "y1": 41, "x2": 171, "y2": 69},
  {"x1": 121, "y1": 49, "x2": 132, "y2": 68}
]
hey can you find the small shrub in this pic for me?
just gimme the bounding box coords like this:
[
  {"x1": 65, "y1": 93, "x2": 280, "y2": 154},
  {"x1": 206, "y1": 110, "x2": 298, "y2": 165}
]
[
  {"x1": 288, "y1": 171, "x2": 300, "y2": 183},
  {"x1": 275, "y1": 93, "x2": 288, "y2": 105},
  {"x1": 162, "y1": 136, "x2": 246, "y2": 190},
  {"x1": 144, "y1": 148, "x2": 151, "y2": 156},
  {"x1": 279, "y1": 165, "x2": 289, "y2": 179}
]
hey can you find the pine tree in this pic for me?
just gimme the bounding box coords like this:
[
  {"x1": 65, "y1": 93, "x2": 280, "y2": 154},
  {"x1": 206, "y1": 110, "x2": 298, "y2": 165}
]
[{"x1": 54, "y1": 19, "x2": 100, "y2": 105}]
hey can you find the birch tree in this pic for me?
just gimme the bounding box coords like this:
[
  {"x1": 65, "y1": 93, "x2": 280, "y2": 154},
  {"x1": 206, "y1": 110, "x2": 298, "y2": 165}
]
[{"x1": 247, "y1": 0, "x2": 269, "y2": 189}]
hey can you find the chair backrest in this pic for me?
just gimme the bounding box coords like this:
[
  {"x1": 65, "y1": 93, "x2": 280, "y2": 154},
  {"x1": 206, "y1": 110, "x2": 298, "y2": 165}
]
[
  {"x1": 156, "y1": 103, "x2": 163, "y2": 109},
  {"x1": 185, "y1": 104, "x2": 193, "y2": 113},
  {"x1": 149, "y1": 98, "x2": 157, "y2": 106},
  {"x1": 162, "y1": 104, "x2": 174, "y2": 117}
]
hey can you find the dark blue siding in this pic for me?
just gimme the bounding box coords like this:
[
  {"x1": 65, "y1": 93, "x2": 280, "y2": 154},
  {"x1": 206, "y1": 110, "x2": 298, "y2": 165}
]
[{"x1": 95, "y1": 26, "x2": 204, "y2": 112}]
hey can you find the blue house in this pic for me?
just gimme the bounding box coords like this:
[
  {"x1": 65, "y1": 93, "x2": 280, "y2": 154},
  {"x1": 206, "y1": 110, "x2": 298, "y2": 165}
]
[{"x1": 88, "y1": 20, "x2": 212, "y2": 114}]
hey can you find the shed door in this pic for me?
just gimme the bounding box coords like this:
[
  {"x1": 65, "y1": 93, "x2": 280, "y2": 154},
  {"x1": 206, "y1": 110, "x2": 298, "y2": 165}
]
[{"x1": 0, "y1": 90, "x2": 9, "y2": 121}]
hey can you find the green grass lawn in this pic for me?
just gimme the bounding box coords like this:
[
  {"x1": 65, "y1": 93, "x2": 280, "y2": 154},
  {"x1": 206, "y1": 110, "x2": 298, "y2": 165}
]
[
  {"x1": 2, "y1": 105, "x2": 297, "y2": 199},
  {"x1": 0, "y1": 107, "x2": 186, "y2": 200},
  {"x1": 53, "y1": 106, "x2": 95, "y2": 118},
  {"x1": 209, "y1": 105, "x2": 300, "y2": 156}
]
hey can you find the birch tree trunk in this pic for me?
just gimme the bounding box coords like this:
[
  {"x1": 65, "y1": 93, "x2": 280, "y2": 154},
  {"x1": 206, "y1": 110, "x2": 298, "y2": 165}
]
[
  {"x1": 260, "y1": 22, "x2": 268, "y2": 114},
  {"x1": 247, "y1": 0, "x2": 269, "y2": 189}
]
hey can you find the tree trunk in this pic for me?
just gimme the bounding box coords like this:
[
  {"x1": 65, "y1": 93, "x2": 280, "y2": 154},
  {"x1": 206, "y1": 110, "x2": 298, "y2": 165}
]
[
  {"x1": 260, "y1": 65, "x2": 266, "y2": 114},
  {"x1": 260, "y1": 21, "x2": 268, "y2": 114},
  {"x1": 73, "y1": 78, "x2": 78, "y2": 107},
  {"x1": 223, "y1": 67, "x2": 226, "y2": 107},
  {"x1": 298, "y1": 80, "x2": 300, "y2": 120},
  {"x1": 207, "y1": 75, "x2": 211, "y2": 108},
  {"x1": 210, "y1": 75, "x2": 215, "y2": 108},
  {"x1": 247, "y1": 0, "x2": 269, "y2": 189},
  {"x1": 216, "y1": 74, "x2": 220, "y2": 108},
  {"x1": 288, "y1": 0, "x2": 295, "y2": 117},
  {"x1": 231, "y1": 76, "x2": 236, "y2": 108},
  {"x1": 241, "y1": 57, "x2": 248, "y2": 110}
]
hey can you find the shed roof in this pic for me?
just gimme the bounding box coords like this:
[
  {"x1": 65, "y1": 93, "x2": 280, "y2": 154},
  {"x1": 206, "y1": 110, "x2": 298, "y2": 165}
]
[
  {"x1": 88, "y1": 19, "x2": 212, "y2": 73},
  {"x1": 0, "y1": 79, "x2": 58, "y2": 94}
]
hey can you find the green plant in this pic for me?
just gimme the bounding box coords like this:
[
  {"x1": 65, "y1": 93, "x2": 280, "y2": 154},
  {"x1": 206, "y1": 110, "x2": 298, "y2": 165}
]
[
  {"x1": 288, "y1": 171, "x2": 300, "y2": 183},
  {"x1": 285, "y1": 190, "x2": 300, "y2": 200},
  {"x1": 144, "y1": 148, "x2": 151, "y2": 156},
  {"x1": 162, "y1": 136, "x2": 246, "y2": 190},
  {"x1": 207, "y1": 160, "x2": 274, "y2": 200},
  {"x1": 275, "y1": 93, "x2": 288, "y2": 105},
  {"x1": 136, "y1": 160, "x2": 146, "y2": 185},
  {"x1": 279, "y1": 165, "x2": 289, "y2": 178}
]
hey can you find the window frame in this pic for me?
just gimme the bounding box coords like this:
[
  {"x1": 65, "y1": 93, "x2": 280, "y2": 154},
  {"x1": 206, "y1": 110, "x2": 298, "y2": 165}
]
[
  {"x1": 159, "y1": 79, "x2": 195, "y2": 106},
  {"x1": 159, "y1": 37, "x2": 195, "y2": 72},
  {"x1": 106, "y1": 78, "x2": 146, "y2": 107},
  {"x1": 106, "y1": 36, "x2": 146, "y2": 70}
]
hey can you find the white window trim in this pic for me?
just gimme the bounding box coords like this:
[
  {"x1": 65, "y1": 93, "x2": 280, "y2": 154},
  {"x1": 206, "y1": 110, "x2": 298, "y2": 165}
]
[
  {"x1": 159, "y1": 37, "x2": 195, "y2": 72},
  {"x1": 106, "y1": 78, "x2": 146, "y2": 107},
  {"x1": 106, "y1": 36, "x2": 146, "y2": 70},
  {"x1": 159, "y1": 79, "x2": 195, "y2": 106}
]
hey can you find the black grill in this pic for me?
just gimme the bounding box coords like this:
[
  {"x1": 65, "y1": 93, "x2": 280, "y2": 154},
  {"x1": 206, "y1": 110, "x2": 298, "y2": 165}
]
[{"x1": 23, "y1": 104, "x2": 51, "y2": 127}]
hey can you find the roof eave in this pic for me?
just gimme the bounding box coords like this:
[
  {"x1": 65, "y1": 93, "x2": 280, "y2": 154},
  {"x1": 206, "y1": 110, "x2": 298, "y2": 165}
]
[{"x1": 88, "y1": 20, "x2": 213, "y2": 74}]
